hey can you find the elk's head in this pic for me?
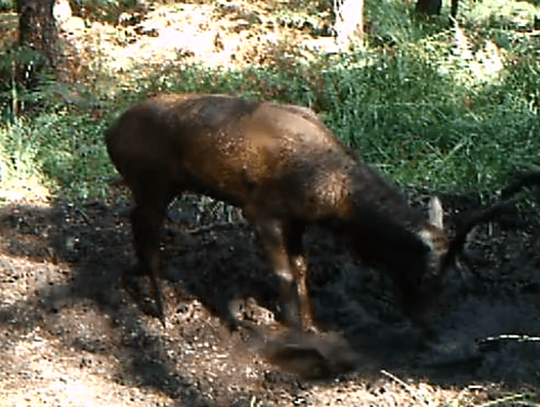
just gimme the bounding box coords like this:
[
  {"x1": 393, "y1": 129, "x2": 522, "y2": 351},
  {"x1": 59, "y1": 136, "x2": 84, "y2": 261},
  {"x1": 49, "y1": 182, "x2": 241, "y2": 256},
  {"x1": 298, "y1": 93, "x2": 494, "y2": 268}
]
[{"x1": 404, "y1": 195, "x2": 513, "y2": 327}]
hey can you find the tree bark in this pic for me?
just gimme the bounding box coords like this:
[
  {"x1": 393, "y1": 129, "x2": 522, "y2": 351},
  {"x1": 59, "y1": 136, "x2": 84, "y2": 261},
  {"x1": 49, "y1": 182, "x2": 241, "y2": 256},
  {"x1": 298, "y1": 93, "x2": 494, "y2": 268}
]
[
  {"x1": 415, "y1": 0, "x2": 442, "y2": 16},
  {"x1": 450, "y1": 0, "x2": 459, "y2": 19},
  {"x1": 17, "y1": 0, "x2": 59, "y2": 86}
]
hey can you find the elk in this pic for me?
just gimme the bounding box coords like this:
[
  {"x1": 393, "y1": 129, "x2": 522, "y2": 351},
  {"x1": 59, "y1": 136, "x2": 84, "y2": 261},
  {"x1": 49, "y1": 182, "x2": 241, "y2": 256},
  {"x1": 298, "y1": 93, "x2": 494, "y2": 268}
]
[{"x1": 105, "y1": 93, "x2": 507, "y2": 331}]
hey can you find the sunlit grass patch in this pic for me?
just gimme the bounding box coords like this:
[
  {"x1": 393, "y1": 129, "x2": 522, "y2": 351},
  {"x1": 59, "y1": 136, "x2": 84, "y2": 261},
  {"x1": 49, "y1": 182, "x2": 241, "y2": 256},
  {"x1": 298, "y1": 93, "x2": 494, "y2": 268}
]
[{"x1": 0, "y1": 0, "x2": 539, "y2": 202}]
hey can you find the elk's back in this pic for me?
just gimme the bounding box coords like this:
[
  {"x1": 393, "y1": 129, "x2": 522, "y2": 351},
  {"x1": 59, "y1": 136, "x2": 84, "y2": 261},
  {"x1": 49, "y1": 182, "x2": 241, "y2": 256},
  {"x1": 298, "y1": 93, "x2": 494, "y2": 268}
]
[{"x1": 105, "y1": 94, "x2": 357, "y2": 220}]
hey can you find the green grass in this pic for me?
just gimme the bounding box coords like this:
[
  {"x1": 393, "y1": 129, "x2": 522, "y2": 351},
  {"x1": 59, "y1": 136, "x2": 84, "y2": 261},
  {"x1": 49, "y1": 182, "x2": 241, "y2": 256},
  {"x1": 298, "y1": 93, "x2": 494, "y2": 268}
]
[
  {"x1": 0, "y1": 112, "x2": 114, "y2": 200},
  {"x1": 0, "y1": 0, "x2": 539, "y2": 202}
]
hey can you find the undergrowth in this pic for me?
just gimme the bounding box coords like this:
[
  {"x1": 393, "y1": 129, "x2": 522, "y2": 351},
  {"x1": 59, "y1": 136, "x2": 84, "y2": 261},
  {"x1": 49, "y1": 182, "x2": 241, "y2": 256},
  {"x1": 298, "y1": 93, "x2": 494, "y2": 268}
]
[{"x1": 0, "y1": 0, "x2": 539, "y2": 202}]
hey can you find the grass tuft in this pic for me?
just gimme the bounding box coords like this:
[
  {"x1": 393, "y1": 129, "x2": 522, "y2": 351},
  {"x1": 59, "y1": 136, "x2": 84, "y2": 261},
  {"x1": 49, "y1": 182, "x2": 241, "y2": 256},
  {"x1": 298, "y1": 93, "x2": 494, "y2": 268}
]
[{"x1": 0, "y1": 0, "x2": 539, "y2": 201}]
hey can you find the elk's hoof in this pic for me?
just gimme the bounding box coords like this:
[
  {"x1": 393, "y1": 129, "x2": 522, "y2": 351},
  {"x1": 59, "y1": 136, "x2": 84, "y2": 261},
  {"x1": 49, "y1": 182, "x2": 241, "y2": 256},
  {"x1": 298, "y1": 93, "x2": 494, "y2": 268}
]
[
  {"x1": 121, "y1": 273, "x2": 166, "y2": 325},
  {"x1": 121, "y1": 273, "x2": 147, "y2": 298}
]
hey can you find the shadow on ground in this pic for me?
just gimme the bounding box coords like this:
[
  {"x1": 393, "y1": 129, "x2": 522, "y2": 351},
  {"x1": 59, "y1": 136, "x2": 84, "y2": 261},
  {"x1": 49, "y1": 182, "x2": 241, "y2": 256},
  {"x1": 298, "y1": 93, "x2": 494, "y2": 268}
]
[{"x1": 1, "y1": 190, "x2": 540, "y2": 405}]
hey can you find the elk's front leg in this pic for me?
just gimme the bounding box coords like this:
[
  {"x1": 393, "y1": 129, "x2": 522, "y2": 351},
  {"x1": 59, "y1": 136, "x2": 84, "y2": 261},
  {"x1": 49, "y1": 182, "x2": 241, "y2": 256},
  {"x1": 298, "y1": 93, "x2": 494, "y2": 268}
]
[
  {"x1": 127, "y1": 179, "x2": 173, "y2": 327},
  {"x1": 130, "y1": 204, "x2": 166, "y2": 326},
  {"x1": 245, "y1": 213, "x2": 303, "y2": 329},
  {"x1": 283, "y1": 221, "x2": 313, "y2": 330}
]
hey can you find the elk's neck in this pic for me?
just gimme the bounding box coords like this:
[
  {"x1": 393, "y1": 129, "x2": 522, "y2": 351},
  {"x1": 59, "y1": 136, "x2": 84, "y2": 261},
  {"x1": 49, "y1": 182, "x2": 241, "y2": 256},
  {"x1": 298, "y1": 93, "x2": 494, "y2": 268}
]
[{"x1": 323, "y1": 163, "x2": 433, "y2": 268}]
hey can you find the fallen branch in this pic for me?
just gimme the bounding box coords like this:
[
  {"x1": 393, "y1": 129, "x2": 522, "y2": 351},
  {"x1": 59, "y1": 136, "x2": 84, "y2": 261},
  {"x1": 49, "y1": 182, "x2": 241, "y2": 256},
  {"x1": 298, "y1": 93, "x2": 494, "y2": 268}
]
[
  {"x1": 380, "y1": 369, "x2": 426, "y2": 405},
  {"x1": 477, "y1": 392, "x2": 535, "y2": 407}
]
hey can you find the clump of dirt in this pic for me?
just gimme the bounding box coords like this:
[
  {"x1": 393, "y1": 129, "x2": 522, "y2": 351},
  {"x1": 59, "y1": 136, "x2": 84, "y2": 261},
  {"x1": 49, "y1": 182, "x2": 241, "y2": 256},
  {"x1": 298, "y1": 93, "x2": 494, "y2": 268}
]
[{"x1": 1, "y1": 188, "x2": 539, "y2": 406}]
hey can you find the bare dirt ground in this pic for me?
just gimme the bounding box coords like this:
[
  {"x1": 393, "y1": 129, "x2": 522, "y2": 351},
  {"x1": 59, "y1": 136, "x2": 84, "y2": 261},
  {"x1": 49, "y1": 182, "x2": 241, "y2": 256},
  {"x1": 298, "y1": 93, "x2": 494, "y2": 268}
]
[
  {"x1": 1, "y1": 2, "x2": 540, "y2": 406},
  {"x1": 1, "y1": 188, "x2": 540, "y2": 406}
]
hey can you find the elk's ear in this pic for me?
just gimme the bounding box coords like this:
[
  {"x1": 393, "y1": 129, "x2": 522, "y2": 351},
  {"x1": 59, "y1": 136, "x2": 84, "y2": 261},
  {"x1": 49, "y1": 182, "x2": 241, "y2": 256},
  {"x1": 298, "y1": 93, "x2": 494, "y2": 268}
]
[{"x1": 428, "y1": 196, "x2": 444, "y2": 229}]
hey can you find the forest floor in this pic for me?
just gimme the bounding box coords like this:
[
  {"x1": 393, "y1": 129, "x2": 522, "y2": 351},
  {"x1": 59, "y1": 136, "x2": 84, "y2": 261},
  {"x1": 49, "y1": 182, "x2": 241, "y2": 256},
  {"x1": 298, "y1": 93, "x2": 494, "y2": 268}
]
[
  {"x1": 1, "y1": 187, "x2": 540, "y2": 406},
  {"x1": 1, "y1": 2, "x2": 540, "y2": 406}
]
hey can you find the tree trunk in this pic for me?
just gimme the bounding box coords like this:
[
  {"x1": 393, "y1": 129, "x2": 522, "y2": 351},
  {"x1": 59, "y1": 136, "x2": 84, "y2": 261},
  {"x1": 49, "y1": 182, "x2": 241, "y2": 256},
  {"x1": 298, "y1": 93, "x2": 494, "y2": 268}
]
[
  {"x1": 334, "y1": 0, "x2": 364, "y2": 50},
  {"x1": 450, "y1": 0, "x2": 459, "y2": 19},
  {"x1": 415, "y1": 0, "x2": 442, "y2": 15},
  {"x1": 17, "y1": 0, "x2": 59, "y2": 87}
]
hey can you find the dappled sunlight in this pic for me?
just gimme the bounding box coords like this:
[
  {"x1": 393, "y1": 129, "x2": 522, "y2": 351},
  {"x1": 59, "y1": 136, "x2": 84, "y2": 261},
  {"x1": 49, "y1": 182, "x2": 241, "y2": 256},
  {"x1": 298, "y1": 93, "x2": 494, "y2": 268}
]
[
  {"x1": 448, "y1": 25, "x2": 505, "y2": 85},
  {"x1": 55, "y1": 1, "x2": 334, "y2": 86},
  {"x1": 471, "y1": 40, "x2": 505, "y2": 79},
  {"x1": 0, "y1": 176, "x2": 51, "y2": 204},
  {"x1": 466, "y1": 0, "x2": 539, "y2": 28},
  {"x1": 2, "y1": 332, "x2": 170, "y2": 407}
]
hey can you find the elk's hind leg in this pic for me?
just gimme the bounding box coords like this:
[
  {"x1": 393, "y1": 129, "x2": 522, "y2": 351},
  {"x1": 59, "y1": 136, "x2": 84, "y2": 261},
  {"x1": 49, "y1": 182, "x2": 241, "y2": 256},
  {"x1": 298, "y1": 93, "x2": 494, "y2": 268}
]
[{"x1": 127, "y1": 173, "x2": 175, "y2": 326}]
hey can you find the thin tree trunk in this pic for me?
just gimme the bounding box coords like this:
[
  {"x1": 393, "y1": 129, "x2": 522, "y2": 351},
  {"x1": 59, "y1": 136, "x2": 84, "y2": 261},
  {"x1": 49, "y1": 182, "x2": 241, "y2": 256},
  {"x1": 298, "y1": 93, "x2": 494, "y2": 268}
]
[
  {"x1": 334, "y1": 0, "x2": 364, "y2": 50},
  {"x1": 17, "y1": 0, "x2": 59, "y2": 87},
  {"x1": 416, "y1": 0, "x2": 442, "y2": 15},
  {"x1": 450, "y1": 0, "x2": 459, "y2": 19}
]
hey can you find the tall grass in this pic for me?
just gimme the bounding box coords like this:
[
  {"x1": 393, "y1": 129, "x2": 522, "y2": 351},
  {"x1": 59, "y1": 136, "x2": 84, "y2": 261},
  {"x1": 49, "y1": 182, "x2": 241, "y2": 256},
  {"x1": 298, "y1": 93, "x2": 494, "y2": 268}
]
[
  {"x1": 0, "y1": 0, "x2": 539, "y2": 201},
  {"x1": 0, "y1": 112, "x2": 113, "y2": 200}
]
